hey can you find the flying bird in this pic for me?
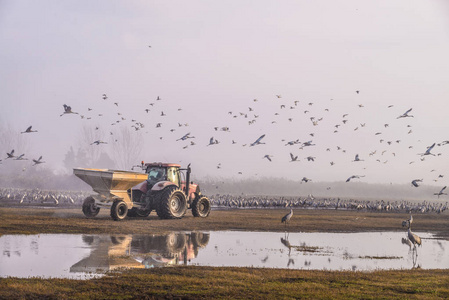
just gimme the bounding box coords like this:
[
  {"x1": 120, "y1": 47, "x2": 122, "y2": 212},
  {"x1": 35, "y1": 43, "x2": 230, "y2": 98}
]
[
  {"x1": 21, "y1": 126, "x2": 38, "y2": 134},
  {"x1": 301, "y1": 141, "x2": 315, "y2": 148},
  {"x1": 397, "y1": 108, "x2": 413, "y2": 119},
  {"x1": 346, "y1": 175, "x2": 365, "y2": 182},
  {"x1": 207, "y1": 137, "x2": 218, "y2": 146},
  {"x1": 419, "y1": 143, "x2": 436, "y2": 156},
  {"x1": 90, "y1": 140, "x2": 107, "y2": 145},
  {"x1": 301, "y1": 177, "x2": 311, "y2": 183},
  {"x1": 60, "y1": 104, "x2": 79, "y2": 116},
  {"x1": 434, "y1": 186, "x2": 447, "y2": 198},
  {"x1": 250, "y1": 134, "x2": 266, "y2": 146},
  {"x1": 6, "y1": 149, "x2": 15, "y2": 159},
  {"x1": 263, "y1": 154, "x2": 273, "y2": 162},
  {"x1": 353, "y1": 154, "x2": 364, "y2": 162},
  {"x1": 176, "y1": 133, "x2": 194, "y2": 141},
  {"x1": 32, "y1": 156, "x2": 45, "y2": 166},
  {"x1": 285, "y1": 140, "x2": 299, "y2": 146},
  {"x1": 289, "y1": 153, "x2": 299, "y2": 162},
  {"x1": 14, "y1": 154, "x2": 28, "y2": 160},
  {"x1": 411, "y1": 179, "x2": 423, "y2": 187}
]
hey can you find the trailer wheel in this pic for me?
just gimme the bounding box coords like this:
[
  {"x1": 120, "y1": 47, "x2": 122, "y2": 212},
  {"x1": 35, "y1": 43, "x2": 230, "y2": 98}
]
[
  {"x1": 111, "y1": 200, "x2": 128, "y2": 221},
  {"x1": 82, "y1": 196, "x2": 100, "y2": 218},
  {"x1": 192, "y1": 196, "x2": 211, "y2": 218},
  {"x1": 156, "y1": 186, "x2": 187, "y2": 219}
]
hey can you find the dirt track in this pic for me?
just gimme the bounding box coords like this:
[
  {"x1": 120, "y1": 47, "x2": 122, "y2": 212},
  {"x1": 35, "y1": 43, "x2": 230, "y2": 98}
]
[{"x1": 0, "y1": 207, "x2": 448, "y2": 239}]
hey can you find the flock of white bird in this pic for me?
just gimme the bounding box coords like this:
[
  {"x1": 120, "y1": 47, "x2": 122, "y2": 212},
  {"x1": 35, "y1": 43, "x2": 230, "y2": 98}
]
[
  {"x1": 210, "y1": 194, "x2": 448, "y2": 214},
  {"x1": 2, "y1": 187, "x2": 447, "y2": 215},
  {"x1": 0, "y1": 188, "x2": 90, "y2": 205}
]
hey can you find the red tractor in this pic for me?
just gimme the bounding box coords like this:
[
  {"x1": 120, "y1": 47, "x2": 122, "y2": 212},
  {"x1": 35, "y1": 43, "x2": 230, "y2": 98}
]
[
  {"x1": 130, "y1": 162, "x2": 211, "y2": 219},
  {"x1": 74, "y1": 163, "x2": 211, "y2": 220}
]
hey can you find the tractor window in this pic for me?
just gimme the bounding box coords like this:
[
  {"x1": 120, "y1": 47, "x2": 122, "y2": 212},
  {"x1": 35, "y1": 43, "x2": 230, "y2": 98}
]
[
  {"x1": 146, "y1": 167, "x2": 166, "y2": 182},
  {"x1": 167, "y1": 167, "x2": 179, "y2": 186}
]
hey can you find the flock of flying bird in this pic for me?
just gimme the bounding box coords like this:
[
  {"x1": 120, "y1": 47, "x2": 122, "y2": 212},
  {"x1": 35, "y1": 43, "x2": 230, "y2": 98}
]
[{"x1": 2, "y1": 90, "x2": 448, "y2": 202}]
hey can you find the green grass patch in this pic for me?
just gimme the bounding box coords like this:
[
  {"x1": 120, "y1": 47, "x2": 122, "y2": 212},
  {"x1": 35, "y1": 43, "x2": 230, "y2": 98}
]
[{"x1": 0, "y1": 267, "x2": 448, "y2": 299}]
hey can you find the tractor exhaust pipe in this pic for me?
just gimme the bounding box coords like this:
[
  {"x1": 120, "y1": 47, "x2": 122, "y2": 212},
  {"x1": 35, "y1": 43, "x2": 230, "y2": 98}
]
[{"x1": 185, "y1": 163, "x2": 191, "y2": 199}]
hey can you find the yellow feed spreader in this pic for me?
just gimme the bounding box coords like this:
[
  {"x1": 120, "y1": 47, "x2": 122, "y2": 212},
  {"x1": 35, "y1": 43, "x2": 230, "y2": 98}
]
[{"x1": 74, "y1": 168, "x2": 148, "y2": 219}]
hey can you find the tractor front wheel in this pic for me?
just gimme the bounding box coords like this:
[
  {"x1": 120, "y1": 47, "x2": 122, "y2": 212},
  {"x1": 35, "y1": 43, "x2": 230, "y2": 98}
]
[
  {"x1": 111, "y1": 200, "x2": 128, "y2": 221},
  {"x1": 192, "y1": 196, "x2": 211, "y2": 218},
  {"x1": 82, "y1": 196, "x2": 100, "y2": 218},
  {"x1": 156, "y1": 186, "x2": 187, "y2": 219}
]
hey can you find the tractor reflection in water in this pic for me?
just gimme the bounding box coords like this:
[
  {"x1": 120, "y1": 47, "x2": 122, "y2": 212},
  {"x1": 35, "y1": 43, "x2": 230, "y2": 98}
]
[{"x1": 70, "y1": 232, "x2": 210, "y2": 274}]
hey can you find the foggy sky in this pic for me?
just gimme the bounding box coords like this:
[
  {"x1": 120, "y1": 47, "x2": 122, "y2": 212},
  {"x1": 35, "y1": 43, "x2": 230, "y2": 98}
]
[{"x1": 1, "y1": 0, "x2": 449, "y2": 186}]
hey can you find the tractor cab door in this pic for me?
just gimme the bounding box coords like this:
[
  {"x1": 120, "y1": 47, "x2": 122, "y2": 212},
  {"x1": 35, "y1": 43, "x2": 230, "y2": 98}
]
[{"x1": 166, "y1": 167, "x2": 180, "y2": 187}]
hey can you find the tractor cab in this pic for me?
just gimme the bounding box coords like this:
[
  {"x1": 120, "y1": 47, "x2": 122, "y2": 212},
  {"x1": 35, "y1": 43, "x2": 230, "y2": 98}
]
[{"x1": 144, "y1": 163, "x2": 181, "y2": 189}]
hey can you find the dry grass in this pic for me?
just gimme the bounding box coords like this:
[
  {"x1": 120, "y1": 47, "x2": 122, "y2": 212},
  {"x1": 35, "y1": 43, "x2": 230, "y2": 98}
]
[{"x1": 0, "y1": 267, "x2": 448, "y2": 299}]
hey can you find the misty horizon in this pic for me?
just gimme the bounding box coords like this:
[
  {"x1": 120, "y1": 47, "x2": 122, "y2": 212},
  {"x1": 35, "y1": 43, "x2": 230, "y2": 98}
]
[{"x1": 1, "y1": 1, "x2": 449, "y2": 192}]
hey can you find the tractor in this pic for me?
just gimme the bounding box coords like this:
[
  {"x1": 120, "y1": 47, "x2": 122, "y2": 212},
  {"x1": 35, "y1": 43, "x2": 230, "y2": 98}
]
[{"x1": 74, "y1": 162, "x2": 211, "y2": 221}]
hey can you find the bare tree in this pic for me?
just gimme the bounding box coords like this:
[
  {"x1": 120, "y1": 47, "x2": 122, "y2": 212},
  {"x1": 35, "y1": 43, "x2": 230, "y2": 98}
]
[
  {"x1": 110, "y1": 126, "x2": 143, "y2": 169},
  {"x1": 77, "y1": 124, "x2": 106, "y2": 165}
]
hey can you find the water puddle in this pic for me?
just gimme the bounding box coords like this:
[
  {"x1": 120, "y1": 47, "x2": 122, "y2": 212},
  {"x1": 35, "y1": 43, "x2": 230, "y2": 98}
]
[{"x1": 0, "y1": 231, "x2": 447, "y2": 279}]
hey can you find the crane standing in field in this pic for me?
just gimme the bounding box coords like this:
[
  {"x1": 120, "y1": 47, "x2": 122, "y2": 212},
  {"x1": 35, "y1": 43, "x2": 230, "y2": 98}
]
[
  {"x1": 402, "y1": 214, "x2": 421, "y2": 253},
  {"x1": 281, "y1": 208, "x2": 293, "y2": 229}
]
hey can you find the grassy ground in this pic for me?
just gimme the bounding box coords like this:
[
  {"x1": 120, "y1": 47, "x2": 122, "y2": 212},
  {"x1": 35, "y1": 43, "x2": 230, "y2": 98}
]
[
  {"x1": 0, "y1": 267, "x2": 448, "y2": 299},
  {"x1": 0, "y1": 206, "x2": 448, "y2": 238},
  {"x1": 0, "y1": 207, "x2": 448, "y2": 299}
]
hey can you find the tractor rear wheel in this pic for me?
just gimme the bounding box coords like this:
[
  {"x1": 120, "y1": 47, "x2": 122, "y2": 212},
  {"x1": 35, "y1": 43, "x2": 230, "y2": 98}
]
[
  {"x1": 156, "y1": 186, "x2": 187, "y2": 219},
  {"x1": 111, "y1": 200, "x2": 128, "y2": 221},
  {"x1": 191, "y1": 232, "x2": 210, "y2": 248},
  {"x1": 163, "y1": 233, "x2": 187, "y2": 257},
  {"x1": 192, "y1": 196, "x2": 211, "y2": 218},
  {"x1": 82, "y1": 196, "x2": 100, "y2": 218}
]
